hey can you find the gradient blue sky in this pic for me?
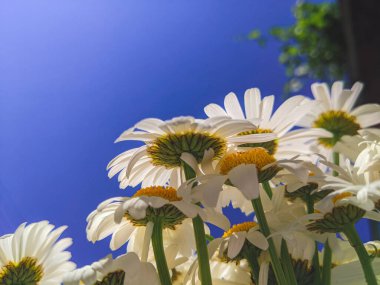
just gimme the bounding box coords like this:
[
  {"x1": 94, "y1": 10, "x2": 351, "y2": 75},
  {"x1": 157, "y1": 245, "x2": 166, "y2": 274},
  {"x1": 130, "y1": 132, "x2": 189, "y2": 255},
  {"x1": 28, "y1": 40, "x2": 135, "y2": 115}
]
[{"x1": 0, "y1": 0, "x2": 368, "y2": 267}]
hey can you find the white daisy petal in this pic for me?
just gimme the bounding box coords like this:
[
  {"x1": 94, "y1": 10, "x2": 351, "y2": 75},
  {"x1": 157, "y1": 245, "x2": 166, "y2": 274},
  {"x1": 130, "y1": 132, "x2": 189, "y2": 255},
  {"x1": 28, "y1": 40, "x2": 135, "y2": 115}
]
[
  {"x1": 259, "y1": 262, "x2": 270, "y2": 285},
  {"x1": 224, "y1": 92, "x2": 245, "y2": 119},
  {"x1": 228, "y1": 164, "x2": 259, "y2": 200},
  {"x1": 244, "y1": 88, "x2": 261, "y2": 119},
  {"x1": 342, "y1": 81, "x2": 364, "y2": 111},
  {"x1": 0, "y1": 222, "x2": 75, "y2": 284},
  {"x1": 110, "y1": 223, "x2": 135, "y2": 250},
  {"x1": 202, "y1": 208, "x2": 231, "y2": 231},
  {"x1": 204, "y1": 103, "x2": 229, "y2": 117},
  {"x1": 227, "y1": 232, "x2": 247, "y2": 259},
  {"x1": 246, "y1": 230, "x2": 269, "y2": 250}
]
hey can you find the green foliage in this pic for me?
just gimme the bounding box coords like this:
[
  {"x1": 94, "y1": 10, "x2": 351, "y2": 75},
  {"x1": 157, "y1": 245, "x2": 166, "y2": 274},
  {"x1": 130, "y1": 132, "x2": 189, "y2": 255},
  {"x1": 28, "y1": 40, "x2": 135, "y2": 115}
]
[{"x1": 250, "y1": 1, "x2": 346, "y2": 93}]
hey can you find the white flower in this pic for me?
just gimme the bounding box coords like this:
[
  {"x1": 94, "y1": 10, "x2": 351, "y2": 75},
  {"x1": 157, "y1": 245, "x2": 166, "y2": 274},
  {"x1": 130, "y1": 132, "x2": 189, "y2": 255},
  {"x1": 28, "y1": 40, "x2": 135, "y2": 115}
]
[
  {"x1": 177, "y1": 162, "x2": 260, "y2": 210},
  {"x1": 86, "y1": 188, "x2": 229, "y2": 265},
  {"x1": 285, "y1": 232, "x2": 316, "y2": 264},
  {"x1": 86, "y1": 196, "x2": 196, "y2": 256},
  {"x1": 180, "y1": 256, "x2": 253, "y2": 285},
  {"x1": 298, "y1": 81, "x2": 380, "y2": 162},
  {"x1": 320, "y1": 158, "x2": 380, "y2": 209},
  {"x1": 258, "y1": 233, "x2": 316, "y2": 285},
  {"x1": 260, "y1": 186, "x2": 309, "y2": 232},
  {"x1": 334, "y1": 131, "x2": 380, "y2": 162},
  {"x1": 86, "y1": 201, "x2": 193, "y2": 269},
  {"x1": 112, "y1": 186, "x2": 202, "y2": 224},
  {"x1": 330, "y1": 239, "x2": 380, "y2": 285},
  {"x1": 0, "y1": 221, "x2": 76, "y2": 285},
  {"x1": 208, "y1": 221, "x2": 268, "y2": 259},
  {"x1": 327, "y1": 236, "x2": 358, "y2": 267},
  {"x1": 126, "y1": 221, "x2": 191, "y2": 269},
  {"x1": 273, "y1": 159, "x2": 327, "y2": 193},
  {"x1": 63, "y1": 253, "x2": 160, "y2": 285},
  {"x1": 331, "y1": 258, "x2": 380, "y2": 285},
  {"x1": 107, "y1": 116, "x2": 275, "y2": 189},
  {"x1": 354, "y1": 136, "x2": 380, "y2": 177},
  {"x1": 204, "y1": 88, "x2": 331, "y2": 160},
  {"x1": 180, "y1": 147, "x2": 310, "y2": 214},
  {"x1": 307, "y1": 183, "x2": 380, "y2": 234},
  {"x1": 258, "y1": 185, "x2": 325, "y2": 247}
]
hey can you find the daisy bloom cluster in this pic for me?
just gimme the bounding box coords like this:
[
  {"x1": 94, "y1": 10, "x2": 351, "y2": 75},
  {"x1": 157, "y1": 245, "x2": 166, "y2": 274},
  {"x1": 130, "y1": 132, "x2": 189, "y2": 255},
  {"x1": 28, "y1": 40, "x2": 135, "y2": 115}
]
[{"x1": 3, "y1": 80, "x2": 380, "y2": 285}]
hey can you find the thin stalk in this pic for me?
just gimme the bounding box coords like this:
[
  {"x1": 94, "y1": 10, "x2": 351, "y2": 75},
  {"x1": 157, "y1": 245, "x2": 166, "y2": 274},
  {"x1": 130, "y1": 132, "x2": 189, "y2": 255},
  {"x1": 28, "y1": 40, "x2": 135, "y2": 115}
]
[
  {"x1": 306, "y1": 197, "x2": 321, "y2": 285},
  {"x1": 312, "y1": 244, "x2": 322, "y2": 285},
  {"x1": 151, "y1": 219, "x2": 172, "y2": 285},
  {"x1": 193, "y1": 215, "x2": 213, "y2": 285},
  {"x1": 262, "y1": 180, "x2": 273, "y2": 199},
  {"x1": 343, "y1": 223, "x2": 378, "y2": 285},
  {"x1": 321, "y1": 240, "x2": 332, "y2": 285},
  {"x1": 333, "y1": 152, "x2": 340, "y2": 177},
  {"x1": 182, "y1": 161, "x2": 213, "y2": 285},
  {"x1": 251, "y1": 198, "x2": 288, "y2": 285},
  {"x1": 280, "y1": 239, "x2": 298, "y2": 285},
  {"x1": 320, "y1": 151, "x2": 340, "y2": 284}
]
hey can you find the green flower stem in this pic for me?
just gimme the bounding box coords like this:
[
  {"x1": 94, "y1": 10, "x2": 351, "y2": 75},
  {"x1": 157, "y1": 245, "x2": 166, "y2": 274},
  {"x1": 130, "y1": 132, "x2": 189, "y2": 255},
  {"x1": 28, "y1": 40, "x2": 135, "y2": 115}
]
[
  {"x1": 251, "y1": 197, "x2": 288, "y2": 285},
  {"x1": 306, "y1": 197, "x2": 321, "y2": 285},
  {"x1": 151, "y1": 219, "x2": 172, "y2": 285},
  {"x1": 262, "y1": 181, "x2": 273, "y2": 199},
  {"x1": 320, "y1": 151, "x2": 340, "y2": 284},
  {"x1": 321, "y1": 240, "x2": 332, "y2": 285},
  {"x1": 343, "y1": 223, "x2": 378, "y2": 285},
  {"x1": 193, "y1": 215, "x2": 213, "y2": 285},
  {"x1": 182, "y1": 161, "x2": 213, "y2": 285},
  {"x1": 312, "y1": 243, "x2": 322, "y2": 285},
  {"x1": 333, "y1": 151, "x2": 339, "y2": 177},
  {"x1": 280, "y1": 239, "x2": 298, "y2": 285}
]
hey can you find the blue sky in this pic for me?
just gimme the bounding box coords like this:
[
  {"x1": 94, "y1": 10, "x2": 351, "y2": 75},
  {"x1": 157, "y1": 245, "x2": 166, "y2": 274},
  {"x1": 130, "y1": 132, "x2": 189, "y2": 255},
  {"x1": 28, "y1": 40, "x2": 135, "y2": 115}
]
[{"x1": 0, "y1": 0, "x2": 369, "y2": 267}]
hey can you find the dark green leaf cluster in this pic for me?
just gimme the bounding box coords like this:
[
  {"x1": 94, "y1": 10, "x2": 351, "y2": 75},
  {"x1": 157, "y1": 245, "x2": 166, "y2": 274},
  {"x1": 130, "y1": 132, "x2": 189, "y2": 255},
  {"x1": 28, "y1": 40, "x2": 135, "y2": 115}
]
[{"x1": 250, "y1": 1, "x2": 346, "y2": 93}]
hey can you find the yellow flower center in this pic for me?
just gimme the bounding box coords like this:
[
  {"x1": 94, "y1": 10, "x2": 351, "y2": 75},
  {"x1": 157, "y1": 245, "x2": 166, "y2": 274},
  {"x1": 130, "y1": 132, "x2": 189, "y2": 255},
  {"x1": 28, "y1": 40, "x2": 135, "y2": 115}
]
[
  {"x1": 219, "y1": 148, "x2": 276, "y2": 175},
  {"x1": 332, "y1": 192, "x2": 353, "y2": 204},
  {"x1": 133, "y1": 186, "x2": 182, "y2": 202},
  {"x1": 238, "y1": 128, "x2": 278, "y2": 155},
  {"x1": 223, "y1": 222, "x2": 258, "y2": 238},
  {"x1": 0, "y1": 257, "x2": 43, "y2": 284},
  {"x1": 127, "y1": 186, "x2": 186, "y2": 229},
  {"x1": 147, "y1": 131, "x2": 226, "y2": 168},
  {"x1": 313, "y1": 110, "x2": 360, "y2": 148}
]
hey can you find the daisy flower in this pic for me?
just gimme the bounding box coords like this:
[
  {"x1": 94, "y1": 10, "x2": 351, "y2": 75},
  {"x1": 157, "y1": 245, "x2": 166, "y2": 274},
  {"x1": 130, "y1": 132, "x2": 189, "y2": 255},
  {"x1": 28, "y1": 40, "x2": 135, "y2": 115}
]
[
  {"x1": 259, "y1": 233, "x2": 317, "y2": 285},
  {"x1": 330, "y1": 240, "x2": 380, "y2": 285},
  {"x1": 63, "y1": 253, "x2": 159, "y2": 285},
  {"x1": 107, "y1": 116, "x2": 275, "y2": 189},
  {"x1": 180, "y1": 147, "x2": 310, "y2": 214},
  {"x1": 86, "y1": 186, "x2": 228, "y2": 258},
  {"x1": 179, "y1": 256, "x2": 253, "y2": 285},
  {"x1": 206, "y1": 221, "x2": 268, "y2": 284},
  {"x1": 307, "y1": 190, "x2": 380, "y2": 234},
  {"x1": 260, "y1": 186, "x2": 311, "y2": 233},
  {"x1": 320, "y1": 157, "x2": 380, "y2": 212},
  {"x1": 333, "y1": 130, "x2": 380, "y2": 162},
  {"x1": 0, "y1": 221, "x2": 76, "y2": 285},
  {"x1": 297, "y1": 81, "x2": 380, "y2": 162},
  {"x1": 208, "y1": 221, "x2": 268, "y2": 260},
  {"x1": 204, "y1": 88, "x2": 331, "y2": 159},
  {"x1": 331, "y1": 257, "x2": 380, "y2": 285},
  {"x1": 87, "y1": 188, "x2": 195, "y2": 255},
  {"x1": 273, "y1": 161, "x2": 334, "y2": 212}
]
